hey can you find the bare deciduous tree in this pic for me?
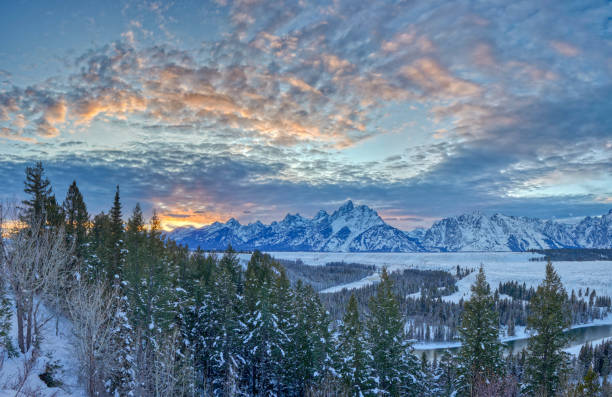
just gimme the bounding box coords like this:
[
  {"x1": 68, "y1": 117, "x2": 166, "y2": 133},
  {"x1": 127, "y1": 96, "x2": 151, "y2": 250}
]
[
  {"x1": 0, "y1": 204, "x2": 73, "y2": 354},
  {"x1": 67, "y1": 279, "x2": 114, "y2": 397}
]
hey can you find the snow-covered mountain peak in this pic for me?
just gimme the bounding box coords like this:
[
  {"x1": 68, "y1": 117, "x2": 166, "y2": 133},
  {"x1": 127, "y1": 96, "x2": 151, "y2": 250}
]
[
  {"x1": 167, "y1": 207, "x2": 612, "y2": 252},
  {"x1": 226, "y1": 218, "x2": 241, "y2": 228},
  {"x1": 337, "y1": 199, "x2": 354, "y2": 213}
]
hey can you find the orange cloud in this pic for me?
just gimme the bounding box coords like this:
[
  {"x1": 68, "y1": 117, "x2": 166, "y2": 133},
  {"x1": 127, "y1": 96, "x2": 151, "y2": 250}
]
[
  {"x1": 73, "y1": 89, "x2": 147, "y2": 124},
  {"x1": 400, "y1": 58, "x2": 482, "y2": 98},
  {"x1": 550, "y1": 40, "x2": 580, "y2": 57}
]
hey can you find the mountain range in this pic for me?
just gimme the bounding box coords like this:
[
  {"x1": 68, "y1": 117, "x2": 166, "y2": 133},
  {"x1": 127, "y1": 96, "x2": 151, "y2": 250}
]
[{"x1": 167, "y1": 201, "x2": 612, "y2": 252}]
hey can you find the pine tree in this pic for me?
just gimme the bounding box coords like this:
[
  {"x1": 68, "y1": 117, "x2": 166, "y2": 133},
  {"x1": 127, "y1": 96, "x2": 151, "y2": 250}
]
[
  {"x1": 21, "y1": 161, "x2": 57, "y2": 226},
  {"x1": 205, "y1": 249, "x2": 245, "y2": 396},
  {"x1": 457, "y1": 266, "x2": 504, "y2": 395},
  {"x1": 367, "y1": 267, "x2": 422, "y2": 396},
  {"x1": 523, "y1": 261, "x2": 571, "y2": 396},
  {"x1": 436, "y1": 350, "x2": 457, "y2": 396},
  {"x1": 338, "y1": 293, "x2": 377, "y2": 396},
  {"x1": 130, "y1": 211, "x2": 178, "y2": 394},
  {"x1": 124, "y1": 204, "x2": 146, "y2": 287},
  {"x1": 63, "y1": 180, "x2": 89, "y2": 257},
  {"x1": 287, "y1": 281, "x2": 332, "y2": 394},
  {"x1": 106, "y1": 280, "x2": 137, "y2": 397},
  {"x1": 108, "y1": 185, "x2": 125, "y2": 279},
  {"x1": 574, "y1": 366, "x2": 600, "y2": 397},
  {"x1": 87, "y1": 212, "x2": 113, "y2": 280},
  {"x1": 243, "y1": 251, "x2": 291, "y2": 396}
]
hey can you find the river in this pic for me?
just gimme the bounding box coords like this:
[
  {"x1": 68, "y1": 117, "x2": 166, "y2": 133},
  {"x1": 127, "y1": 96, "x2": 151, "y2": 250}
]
[{"x1": 414, "y1": 323, "x2": 612, "y2": 361}]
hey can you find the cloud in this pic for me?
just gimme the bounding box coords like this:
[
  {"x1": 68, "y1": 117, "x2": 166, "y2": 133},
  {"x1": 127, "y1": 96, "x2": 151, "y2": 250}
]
[
  {"x1": 1, "y1": 0, "x2": 611, "y2": 228},
  {"x1": 550, "y1": 40, "x2": 580, "y2": 57},
  {"x1": 400, "y1": 58, "x2": 482, "y2": 99}
]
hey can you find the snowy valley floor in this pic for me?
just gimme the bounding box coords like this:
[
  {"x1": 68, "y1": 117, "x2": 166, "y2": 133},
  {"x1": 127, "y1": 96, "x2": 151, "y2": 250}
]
[{"x1": 238, "y1": 251, "x2": 612, "y2": 357}]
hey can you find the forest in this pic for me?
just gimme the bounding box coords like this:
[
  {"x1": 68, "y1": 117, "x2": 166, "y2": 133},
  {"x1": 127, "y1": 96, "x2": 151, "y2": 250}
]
[{"x1": 0, "y1": 162, "x2": 611, "y2": 396}]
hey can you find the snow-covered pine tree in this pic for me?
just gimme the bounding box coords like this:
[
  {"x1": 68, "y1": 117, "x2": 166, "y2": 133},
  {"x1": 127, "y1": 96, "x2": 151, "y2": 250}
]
[
  {"x1": 106, "y1": 279, "x2": 137, "y2": 397},
  {"x1": 243, "y1": 251, "x2": 291, "y2": 396},
  {"x1": 456, "y1": 266, "x2": 504, "y2": 395},
  {"x1": 108, "y1": 185, "x2": 125, "y2": 280},
  {"x1": 338, "y1": 293, "x2": 377, "y2": 396},
  {"x1": 205, "y1": 249, "x2": 246, "y2": 396},
  {"x1": 179, "y1": 249, "x2": 217, "y2": 392},
  {"x1": 522, "y1": 261, "x2": 571, "y2": 396},
  {"x1": 367, "y1": 267, "x2": 423, "y2": 396},
  {"x1": 284, "y1": 281, "x2": 331, "y2": 394},
  {"x1": 436, "y1": 350, "x2": 458, "y2": 396}
]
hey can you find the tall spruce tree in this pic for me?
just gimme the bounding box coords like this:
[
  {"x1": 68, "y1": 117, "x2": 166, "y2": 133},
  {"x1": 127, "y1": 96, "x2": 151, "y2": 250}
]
[
  {"x1": 108, "y1": 185, "x2": 125, "y2": 279},
  {"x1": 523, "y1": 261, "x2": 571, "y2": 396},
  {"x1": 205, "y1": 249, "x2": 245, "y2": 396},
  {"x1": 63, "y1": 180, "x2": 89, "y2": 257},
  {"x1": 338, "y1": 293, "x2": 377, "y2": 396},
  {"x1": 87, "y1": 212, "x2": 109, "y2": 278},
  {"x1": 106, "y1": 280, "x2": 137, "y2": 397},
  {"x1": 243, "y1": 251, "x2": 291, "y2": 396},
  {"x1": 285, "y1": 281, "x2": 331, "y2": 394},
  {"x1": 456, "y1": 266, "x2": 504, "y2": 395},
  {"x1": 123, "y1": 203, "x2": 146, "y2": 285},
  {"x1": 367, "y1": 267, "x2": 422, "y2": 396},
  {"x1": 21, "y1": 161, "x2": 60, "y2": 226}
]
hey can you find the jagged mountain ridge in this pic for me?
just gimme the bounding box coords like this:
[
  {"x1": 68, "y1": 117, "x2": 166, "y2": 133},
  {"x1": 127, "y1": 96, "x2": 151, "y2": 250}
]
[
  {"x1": 167, "y1": 202, "x2": 612, "y2": 252},
  {"x1": 168, "y1": 201, "x2": 422, "y2": 252}
]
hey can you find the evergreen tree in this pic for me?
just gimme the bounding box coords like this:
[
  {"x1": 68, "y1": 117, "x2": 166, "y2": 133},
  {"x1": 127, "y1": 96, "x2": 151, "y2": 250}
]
[
  {"x1": 205, "y1": 249, "x2": 245, "y2": 396},
  {"x1": 367, "y1": 267, "x2": 422, "y2": 396},
  {"x1": 457, "y1": 266, "x2": 504, "y2": 395},
  {"x1": 106, "y1": 280, "x2": 137, "y2": 397},
  {"x1": 286, "y1": 281, "x2": 332, "y2": 394},
  {"x1": 436, "y1": 350, "x2": 457, "y2": 396},
  {"x1": 130, "y1": 211, "x2": 178, "y2": 394},
  {"x1": 63, "y1": 180, "x2": 89, "y2": 257},
  {"x1": 574, "y1": 366, "x2": 600, "y2": 397},
  {"x1": 108, "y1": 185, "x2": 125, "y2": 279},
  {"x1": 21, "y1": 161, "x2": 58, "y2": 226},
  {"x1": 338, "y1": 293, "x2": 377, "y2": 396},
  {"x1": 123, "y1": 204, "x2": 146, "y2": 288},
  {"x1": 523, "y1": 261, "x2": 571, "y2": 396},
  {"x1": 88, "y1": 212, "x2": 112, "y2": 280},
  {"x1": 243, "y1": 251, "x2": 291, "y2": 396}
]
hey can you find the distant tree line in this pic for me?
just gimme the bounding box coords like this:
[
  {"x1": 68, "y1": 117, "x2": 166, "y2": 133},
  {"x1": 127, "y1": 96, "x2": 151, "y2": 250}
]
[
  {"x1": 276, "y1": 259, "x2": 376, "y2": 291},
  {"x1": 529, "y1": 248, "x2": 612, "y2": 262}
]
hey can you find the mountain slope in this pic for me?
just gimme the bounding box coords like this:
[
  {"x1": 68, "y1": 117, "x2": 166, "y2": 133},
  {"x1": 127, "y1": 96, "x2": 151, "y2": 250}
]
[
  {"x1": 168, "y1": 201, "x2": 422, "y2": 252},
  {"x1": 167, "y1": 204, "x2": 612, "y2": 252}
]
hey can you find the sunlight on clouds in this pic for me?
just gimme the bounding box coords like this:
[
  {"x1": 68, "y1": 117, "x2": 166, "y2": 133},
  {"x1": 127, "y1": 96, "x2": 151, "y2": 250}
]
[
  {"x1": 550, "y1": 41, "x2": 580, "y2": 57},
  {"x1": 400, "y1": 58, "x2": 482, "y2": 99}
]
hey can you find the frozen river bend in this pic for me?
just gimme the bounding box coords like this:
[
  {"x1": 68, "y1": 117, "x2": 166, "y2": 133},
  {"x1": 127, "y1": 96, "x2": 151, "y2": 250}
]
[{"x1": 238, "y1": 251, "x2": 612, "y2": 302}]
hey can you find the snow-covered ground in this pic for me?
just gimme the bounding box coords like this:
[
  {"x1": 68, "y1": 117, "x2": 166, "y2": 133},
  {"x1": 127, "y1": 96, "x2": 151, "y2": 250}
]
[
  {"x1": 240, "y1": 251, "x2": 612, "y2": 356},
  {"x1": 0, "y1": 297, "x2": 85, "y2": 396},
  {"x1": 239, "y1": 252, "x2": 612, "y2": 301}
]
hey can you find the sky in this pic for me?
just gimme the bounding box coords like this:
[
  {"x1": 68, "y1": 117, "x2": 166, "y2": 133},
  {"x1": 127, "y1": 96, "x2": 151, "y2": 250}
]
[{"x1": 0, "y1": 0, "x2": 611, "y2": 231}]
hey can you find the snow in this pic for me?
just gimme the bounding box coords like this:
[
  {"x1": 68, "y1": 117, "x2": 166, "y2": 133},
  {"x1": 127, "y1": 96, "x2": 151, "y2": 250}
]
[
  {"x1": 244, "y1": 251, "x2": 612, "y2": 356},
  {"x1": 0, "y1": 296, "x2": 86, "y2": 396},
  {"x1": 169, "y1": 205, "x2": 612, "y2": 252},
  {"x1": 564, "y1": 337, "x2": 611, "y2": 356},
  {"x1": 240, "y1": 251, "x2": 612, "y2": 301}
]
